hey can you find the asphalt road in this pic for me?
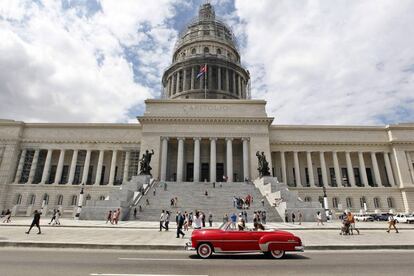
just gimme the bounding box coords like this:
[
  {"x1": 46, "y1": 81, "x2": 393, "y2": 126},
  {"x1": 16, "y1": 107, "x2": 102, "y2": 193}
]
[{"x1": 0, "y1": 248, "x2": 413, "y2": 276}]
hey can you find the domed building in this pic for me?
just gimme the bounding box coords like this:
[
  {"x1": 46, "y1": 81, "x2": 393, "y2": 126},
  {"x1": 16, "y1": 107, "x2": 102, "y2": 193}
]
[{"x1": 0, "y1": 3, "x2": 413, "y2": 221}]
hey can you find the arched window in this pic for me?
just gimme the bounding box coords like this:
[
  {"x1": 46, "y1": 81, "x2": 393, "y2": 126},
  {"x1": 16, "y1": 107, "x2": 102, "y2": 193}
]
[
  {"x1": 203, "y1": 47, "x2": 209, "y2": 54},
  {"x1": 373, "y1": 197, "x2": 381, "y2": 209},
  {"x1": 181, "y1": 52, "x2": 186, "y2": 58},
  {"x1": 15, "y1": 194, "x2": 22, "y2": 205},
  {"x1": 332, "y1": 197, "x2": 339, "y2": 209},
  {"x1": 360, "y1": 196, "x2": 366, "y2": 208},
  {"x1": 304, "y1": 196, "x2": 312, "y2": 202},
  {"x1": 71, "y1": 195, "x2": 77, "y2": 206},
  {"x1": 42, "y1": 193, "x2": 49, "y2": 205},
  {"x1": 86, "y1": 194, "x2": 91, "y2": 201},
  {"x1": 387, "y1": 197, "x2": 394, "y2": 208},
  {"x1": 346, "y1": 197, "x2": 353, "y2": 208},
  {"x1": 191, "y1": 48, "x2": 196, "y2": 54},
  {"x1": 99, "y1": 195, "x2": 106, "y2": 201},
  {"x1": 57, "y1": 195, "x2": 63, "y2": 206},
  {"x1": 28, "y1": 194, "x2": 36, "y2": 205},
  {"x1": 216, "y1": 48, "x2": 222, "y2": 55}
]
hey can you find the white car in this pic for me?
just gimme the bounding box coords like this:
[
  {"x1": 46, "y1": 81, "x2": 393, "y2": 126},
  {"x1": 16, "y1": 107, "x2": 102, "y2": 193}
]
[
  {"x1": 354, "y1": 214, "x2": 374, "y2": 222},
  {"x1": 394, "y1": 214, "x2": 414, "y2": 224}
]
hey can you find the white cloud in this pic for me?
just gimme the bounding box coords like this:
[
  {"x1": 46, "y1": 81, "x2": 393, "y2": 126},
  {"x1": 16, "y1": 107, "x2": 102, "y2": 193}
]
[
  {"x1": 0, "y1": 0, "x2": 180, "y2": 123},
  {"x1": 235, "y1": 0, "x2": 414, "y2": 125}
]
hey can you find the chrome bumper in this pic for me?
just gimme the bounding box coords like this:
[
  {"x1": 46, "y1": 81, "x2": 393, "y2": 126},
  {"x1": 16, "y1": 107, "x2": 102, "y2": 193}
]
[
  {"x1": 295, "y1": 245, "x2": 305, "y2": 252},
  {"x1": 185, "y1": 242, "x2": 195, "y2": 251}
]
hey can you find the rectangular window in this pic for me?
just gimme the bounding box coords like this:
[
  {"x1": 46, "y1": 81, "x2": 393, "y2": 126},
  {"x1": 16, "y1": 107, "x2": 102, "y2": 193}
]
[
  {"x1": 60, "y1": 165, "x2": 69, "y2": 184},
  {"x1": 87, "y1": 165, "x2": 93, "y2": 185},
  {"x1": 305, "y1": 168, "x2": 309, "y2": 186},
  {"x1": 366, "y1": 168, "x2": 374, "y2": 186},
  {"x1": 354, "y1": 168, "x2": 361, "y2": 186},
  {"x1": 329, "y1": 168, "x2": 336, "y2": 187},
  {"x1": 317, "y1": 168, "x2": 323, "y2": 187},
  {"x1": 293, "y1": 168, "x2": 296, "y2": 186},
  {"x1": 48, "y1": 165, "x2": 57, "y2": 184},
  {"x1": 73, "y1": 165, "x2": 82, "y2": 184},
  {"x1": 341, "y1": 168, "x2": 349, "y2": 186},
  {"x1": 33, "y1": 150, "x2": 47, "y2": 184}
]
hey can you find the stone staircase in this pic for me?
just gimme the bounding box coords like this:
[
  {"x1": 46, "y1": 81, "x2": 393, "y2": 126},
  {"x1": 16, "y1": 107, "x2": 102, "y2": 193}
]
[{"x1": 132, "y1": 181, "x2": 283, "y2": 222}]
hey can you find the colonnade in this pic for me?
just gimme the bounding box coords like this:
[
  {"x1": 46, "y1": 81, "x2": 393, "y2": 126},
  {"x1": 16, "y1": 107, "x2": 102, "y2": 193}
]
[
  {"x1": 13, "y1": 148, "x2": 138, "y2": 186},
  {"x1": 275, "y1": 151, "x2": 396, "y2": 187},
  {"x1": 160, "y1": 137, "x2": 250, "y2": 182}
]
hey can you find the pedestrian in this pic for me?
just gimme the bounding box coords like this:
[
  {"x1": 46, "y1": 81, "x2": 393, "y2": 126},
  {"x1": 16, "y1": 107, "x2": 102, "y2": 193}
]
[
  {"x1": 298, "y1": 211, "x2": 302, "y2": 225},
  {"x1": 52, "y1": 210, "x2": 61, "y2": 226},
  {"x1": 164, "y1": 182, "x2": 167, "y2": 191},
  {"x1": 285, "y1": 211, "x2": 289, "y2": 223},
  {"x1": 233, "y1": 196, "x2": 237, "y2": 208},
  {"x1": 223, "y1": 213, "x2": 229, "y2": 224},
  {"x1": 26, "y1": 210, "x2": 41, "y2": 234},
  {"x1": 386, "y1": 214, "x2": 399, "y2": 233},
  {"x1": 193, "y1": 211, "x2": 202, "y2": 229},
  {"x1": 2, "y1": 209, "x2": 11, "y2": 223},
  {"x1": 347, "y1": 212, "x2": 359, "y2": 235},
  {"x1": 146, "y1": 198, "x2": 150, "y2": 205},
  {"x1": 164, "y1": 211, "x2": 170, "y2": 231},
  {"x1": 153, "y1": 188, "x2": 156, "y2": 196},
  {"x1": 316, "y1": 211, "x2": 323, "y2": 226},
  {"x1": 291, "y1": 212, "x2": 296, "y2": 224},
  {"x1": 106, "y1": 210, "x2": 112, "y2": 224},
  {"x1": 237, "y1": 213, "x2": 246, "y2": 231},
  {"x1": 184, "y1": 212, "x2": 189, "y2": 231},
  {"x1": 204, "y1": 190, "x2": 208, "y2": 197},
  {"x1": 174, "y1": 197, "x2": 178, "y2": 207},
  {"x1": 208, "y1": 212, "x2": 213, "y2": 227},
  {"x1": 48, "y1": 209, "x2": 57, "y2": 225},
  {"x1": 139, "y1": 205, "x2": 142, "y2": 212},
  {"x1": 114, "y1": 208, "x2": 121, "y2": 224},
  {"x1": 176, "y1": 212, "x2": 185, "y2": 238},
  {"x1": 230, "y1": 213, "x2": 237, "y2": 229},
  {"x1": 133, "y1": 208, "x2": 137, "y2": 219},
  {"x1": 159, "y1": 210, "x2": 166, "y2": 231},
  {"x1": 243, "y1": 210, "x2": 248, "y2": 223},
  {"x1": 261, "y1": 198, "x2": 265, "y2": 207},
  {"x1": 261, "y1": 211, "x2": 267, "y2": 224}
]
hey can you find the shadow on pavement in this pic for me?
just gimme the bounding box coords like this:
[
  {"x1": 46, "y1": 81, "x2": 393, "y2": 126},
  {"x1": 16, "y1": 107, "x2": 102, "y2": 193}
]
[{"x1": 189, "y1": 253, "x2": 309, "y2": 260}]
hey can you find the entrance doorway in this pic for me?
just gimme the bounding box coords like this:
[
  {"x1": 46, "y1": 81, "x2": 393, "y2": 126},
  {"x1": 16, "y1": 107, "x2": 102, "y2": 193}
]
[
  {"x1": 216, "y1": 163, "x2": 224, "y2": 182},
  {"x1": 186, "y1": 163, "x2": 194, "y2": 182},
  {"x1": 201, "y1": 163, "x2": 209, "y2": 182}
]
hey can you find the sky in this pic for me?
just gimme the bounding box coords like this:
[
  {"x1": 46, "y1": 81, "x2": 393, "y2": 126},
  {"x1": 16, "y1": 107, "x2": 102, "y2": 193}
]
[{"x1": 1, "y1": 0, "x2": 414, "y2": 125}]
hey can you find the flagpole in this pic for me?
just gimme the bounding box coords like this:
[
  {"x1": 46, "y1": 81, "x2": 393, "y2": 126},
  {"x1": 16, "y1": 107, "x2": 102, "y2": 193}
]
[{"x1": 204, "y1": 63, "x2": 207, "y2": 99}]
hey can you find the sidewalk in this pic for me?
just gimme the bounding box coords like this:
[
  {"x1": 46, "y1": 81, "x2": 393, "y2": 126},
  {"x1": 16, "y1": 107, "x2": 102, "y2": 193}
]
[{"x1": 0, "y1": 218, "x2": 413, "y2": 251}]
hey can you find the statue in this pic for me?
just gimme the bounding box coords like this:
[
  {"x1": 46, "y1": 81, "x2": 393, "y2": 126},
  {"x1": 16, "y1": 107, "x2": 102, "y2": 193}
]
[
  {"x1": 256, "y1": 151, "x2": 270, "y2": 178},
  {"x1": 139, "y1": 149, "x2": 154, "y2": 176}
]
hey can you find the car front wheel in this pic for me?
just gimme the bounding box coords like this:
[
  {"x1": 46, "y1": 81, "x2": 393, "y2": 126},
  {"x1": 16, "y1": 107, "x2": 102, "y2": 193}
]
[
  {"x1": 267, "y1": 250, "x2": 285, "y2": 259},
  {"x1": 197, "y1": 243, "x2": 213, "y2": 259}
]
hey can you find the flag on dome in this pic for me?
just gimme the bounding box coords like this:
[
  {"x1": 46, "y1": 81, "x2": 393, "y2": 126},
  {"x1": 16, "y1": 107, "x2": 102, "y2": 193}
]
[{"x1": 196, "y1": 64, "x2": 207, "y2": 79}]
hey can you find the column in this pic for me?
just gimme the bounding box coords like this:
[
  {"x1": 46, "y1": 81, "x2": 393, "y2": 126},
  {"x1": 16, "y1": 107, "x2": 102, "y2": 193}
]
[
  {"x1": 319, "y1": 151, "x2": 329, "y2": 187},
  {"x1": 190, "y1": 67, "x2": 195, "y2": 90},
  {"x1": 176, "y1": 138, "x2": 185, "y2": 182},
  {"x1": 183, "y1": 68, "x2": 187, "y2": 91},
  {"x1": 160, "y1": 138, "x2": 169, "y2": 181},
  {"x1": 14, "y1": 149, "x2": 27, "y2": 183},
  {"x1": 332, "y1": 151, "x2": 341, "y2": 187},
  {"x1": 94, "y1": 150, "x2": 104, "y2": 185},
  {"x1": 193, "y1": 138, "x2": 201, "y2": 182},
  {"x1": 108, "y1": 150, "x2": 118, "y2": 185},
  {"x1": 208, "y1": 65, "x2": 212, "y2": 90},
  {"x1": 232, "y1": 71, "x2": 236, "y2": 94},
  {"x1": 27, "y1": 149, "x2": 40, "y2": 184},
  {"x1": 371, "y1": 152, "x2": 382, "y2": 186},
  {"x1": 358, "y1": 152, "x2": 368, "y2": 187},
  {"x1": 238, "y1": 74, "x2": 242, "y2": 97},
  {"x1": 40, "y1": 149, "x2": 53, "y2": 184},
  {"x1": 175, "y1": 71, "x2": 180, "y2": 94},
  {"x1": 68, "y1": 150, "x2": 78, "y2": 185},
  {"x1": 280, "y1": 151, "x2": 287, "y2": 183},
  {"x1": 218, "y1": 67, "x2": 222, "y2": 90},
  {"x1": 345, "y1": 151, "x2": 356, "y2": 187},
  {"x1": 226, "y1": 138, "x2": 233, "y2": 182},
  {"x1": 54, "y1": 149, "x2": 66, "y2": 184},
  {"x1": 123, "y1": 151, "x2": 130, "y2": 183},
  {"x1": 306, "y1": 151, "x2": 315, "y2": 187},
  {"x1": 226, "y1": 68, "x2": 230, "y2": 92},
  {"x1": 242, "y1": 138, "x2": 250, "y2": 181},
  {"x1": 167, "y1": 77, "x2": 172, "y2": 97},
  {"x1": 81, "y1": 150, "x2": 91, "y2": 184},
  {"x1": 209, "y1": 138, "x2": 217, "y2": 182},
  {"x1": 383, "y1": 152, "x2": 396, "y2": 186},
  {"x1": 293, "y1": 151, "x2": 301, "y2": 187}
]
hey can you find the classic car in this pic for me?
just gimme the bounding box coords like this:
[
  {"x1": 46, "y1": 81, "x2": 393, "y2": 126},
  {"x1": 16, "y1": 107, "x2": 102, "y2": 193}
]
[{"x1": 186, "y1": 222, "x2": 304, "y2": 259}]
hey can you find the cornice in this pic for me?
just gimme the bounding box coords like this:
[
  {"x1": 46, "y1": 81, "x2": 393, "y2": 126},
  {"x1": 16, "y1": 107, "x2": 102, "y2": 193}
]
[
  {"x1": 20, "y1": 139, "x2": 141, "y2": 145},
  {"x1": 143, "y1": 132, "x2": 269, "y2": 138},
  {"x1": 145, "y1": 98, "x2": 266, "y2": 105},
  {"x1": 138, "y1": 116, "x2": 274, "y2": 125},
  {"x1": 270, "y1": 125, "x2": 386, "y2": 131},
  {"x1": 270, "y1": 140, "x2": 390, "y2": 146}
]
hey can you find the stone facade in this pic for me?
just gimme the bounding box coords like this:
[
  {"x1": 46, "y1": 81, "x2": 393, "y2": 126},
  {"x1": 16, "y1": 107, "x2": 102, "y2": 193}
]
[{"x1": 0, "y1": 3, "x2": 413, "y2": 217}]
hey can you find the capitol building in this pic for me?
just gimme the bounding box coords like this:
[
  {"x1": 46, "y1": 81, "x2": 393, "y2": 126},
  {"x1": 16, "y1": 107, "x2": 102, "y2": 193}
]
[{"x1": 0, "y1": 3, "x2": 413, "y2": 219}]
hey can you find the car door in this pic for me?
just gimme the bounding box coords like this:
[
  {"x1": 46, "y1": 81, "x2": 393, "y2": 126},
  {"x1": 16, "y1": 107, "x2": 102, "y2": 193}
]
[{"x1": 220, "y1": 229, "x2": 260, "y2": 252}]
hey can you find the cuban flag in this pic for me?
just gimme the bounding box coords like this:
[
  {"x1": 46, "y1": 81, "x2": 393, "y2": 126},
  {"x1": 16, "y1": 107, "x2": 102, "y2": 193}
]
[{"x1": 196, "y1": 64, "x2": 207, "y2": 79}]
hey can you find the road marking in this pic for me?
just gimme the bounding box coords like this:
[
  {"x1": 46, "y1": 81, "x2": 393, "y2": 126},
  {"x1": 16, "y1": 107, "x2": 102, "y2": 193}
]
[
  {"x1": 90, "y1": 274, "x2": 208, "y2": 276},
  {"x1": 118, "y1": 257, "x2": 196, "y2": 261}
]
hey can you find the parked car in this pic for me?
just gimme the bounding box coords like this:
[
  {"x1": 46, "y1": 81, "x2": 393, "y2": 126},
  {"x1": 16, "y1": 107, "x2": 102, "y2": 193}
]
[
  {"x1": 372, "y1": 213, "x2": 391, "y2": 221},
  {"x1": 394, "y1": 213, "x2": 414, "y2": 224},
  {"x1": 354, "y1": 214, "x2": 374, "y2": 222},
  {"x1": 186, "y1": 222, "x2": 304, "y2": 259}
]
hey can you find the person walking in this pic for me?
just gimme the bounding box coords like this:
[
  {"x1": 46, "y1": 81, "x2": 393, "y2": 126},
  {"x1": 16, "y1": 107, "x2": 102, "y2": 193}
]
[
  {"x1": 208, "y1": 212, "x2": 213, "y2": 227},
  {"x1": 164, "y1": 211, "x2": 170, "y2": 231},
  {"x1": 386, "y1": 214, "x2": 399, "y2": 233},
  {"x1": 184, "y1": 212, "x2": 189, "y2": 231},
  {"x1": 164, "y1": 182, "x2": 168, "y2": 191},
  {"x1": 291, "y1": 212, "x2": 296, "y2": 224},
  {"x1": 230, "y1": 213, "x2": 237, "y2": 229},
  {"x1": 52, "y1": 210, "x2": 61, "y2": 226},
  {"x1": 316, "y1": 211, "x2": 324, "y2": 226},
  {"x1": 159, "y1": 210, "x2": 166, "y2": 231},
  {"x1": 176, "y1": 212, "x2": 185, "y2": 238},
  {"x1": 298, "y1": 211, "x2": 303, "y2": 225},
  {"x1": 153, "y1": 188, "x2": 156, "y2": 196},
  {"x1": 201, "y1": 212, "x2": 206, "y2": 227},
  {"x1": 347, "y1": 212, "x2": 360, "y2": 235},
  {"x1": 193, "y1": 211, "x2": 202, "y2": 230},
  {"x1": 133, "y1": 208, "x2": 137, "y2": 219},
  {"x1": 223, "y1": 213, "x2": 229, "y2": 224},
  {"x1": 114, "y1": 208, "x2": 121, "y2": 225},
  {"x1": 2, "y1": 209, "x2": 11, "y2": 223},
  {"x1": 48, "y1": 209, "x2": 57, "y2": 225},
  {"x1": 261, "y1": 211, "x2": 267, "y2": 224},
  {"x1": 106, "y1": 210, "x2": 112, "y2": 224},
  {"x1": 26, "y1": 210, "x2": 41, "y2": 234}
]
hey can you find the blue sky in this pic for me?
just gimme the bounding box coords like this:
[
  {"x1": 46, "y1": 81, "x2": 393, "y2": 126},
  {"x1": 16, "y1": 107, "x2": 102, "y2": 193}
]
[{"x1": 1, "y1": 0, "x2": 414, "y2": 125}]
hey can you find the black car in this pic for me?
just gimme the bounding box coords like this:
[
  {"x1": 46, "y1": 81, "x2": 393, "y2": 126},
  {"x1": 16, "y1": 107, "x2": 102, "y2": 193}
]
[{"x1": 372, "y1": 213, "x2": 391, "y2": 221}]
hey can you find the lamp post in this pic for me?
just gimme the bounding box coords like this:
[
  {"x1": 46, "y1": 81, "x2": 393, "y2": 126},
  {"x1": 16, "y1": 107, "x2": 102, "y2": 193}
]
[
  {"x1": 322, "y1": 186, "x2": 330, "y2": 220},
  {"x1": 74, "y1": 183, "x2": 85, "y2": 220}
]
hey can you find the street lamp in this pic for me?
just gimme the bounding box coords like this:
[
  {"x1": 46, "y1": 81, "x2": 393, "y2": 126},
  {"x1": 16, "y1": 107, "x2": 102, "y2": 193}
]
[
  {"x1": 74, "y1": 183, "x2": 85, "y2": 220},
  {"x1": 322, "y1": 186, "x2": 330, "y2": 220}
]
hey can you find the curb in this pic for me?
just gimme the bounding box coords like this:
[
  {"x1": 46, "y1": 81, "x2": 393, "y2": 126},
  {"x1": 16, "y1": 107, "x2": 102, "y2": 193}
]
[{"x1": 1, "y1": 241, "x2": 414, "y2": 251}]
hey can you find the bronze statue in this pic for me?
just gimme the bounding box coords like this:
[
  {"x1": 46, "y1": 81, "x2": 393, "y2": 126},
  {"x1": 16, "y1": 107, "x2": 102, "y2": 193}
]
[
  {"x1": 139, "y1": 149, "x2": 154, "y2": 176},
  {"x1": 256, "y1": 151, "x2": 270, "y2": 177}
]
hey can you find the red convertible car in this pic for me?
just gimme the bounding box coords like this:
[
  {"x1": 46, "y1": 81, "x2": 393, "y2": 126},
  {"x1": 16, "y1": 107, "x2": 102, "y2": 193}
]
[{"x1": 186, "y1": 222, "x2": 304, "y2": 259}]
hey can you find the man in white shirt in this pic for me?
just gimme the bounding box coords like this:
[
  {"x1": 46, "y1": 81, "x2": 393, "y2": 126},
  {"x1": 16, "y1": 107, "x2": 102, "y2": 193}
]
[{"x1": 159, "y1": 210, "x2": 166, "y2": 231}]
